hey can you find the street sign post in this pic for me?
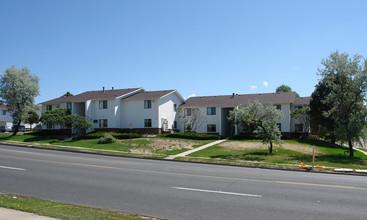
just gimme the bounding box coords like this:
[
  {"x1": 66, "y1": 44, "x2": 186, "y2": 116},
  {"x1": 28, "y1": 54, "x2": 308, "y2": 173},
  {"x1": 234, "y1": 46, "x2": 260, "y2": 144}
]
[{"x1": 129, "y1": 124, "x2": 132, "y2": 154}]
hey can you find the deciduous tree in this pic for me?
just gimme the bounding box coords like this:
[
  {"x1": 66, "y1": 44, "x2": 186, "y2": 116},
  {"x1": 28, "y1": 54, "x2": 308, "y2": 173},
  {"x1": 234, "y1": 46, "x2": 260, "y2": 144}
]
[
  {"x1": 275, "y1": 84, "x2": 300, "y2": 97},
  {"x1": 179, "y1": 108, "x2": 206, "y2": 132},
  {"x1": 317, "y1": 51, "x2": 367, "y2": 158},
  {"x1": 229, "y1": 101, "x2": 284, "y2": 153},
  {"x1": 0, "y1": 66, "x2": 40, "y2": 135},
  {"x1": 291, "y1": 107, "x2": 310, "y2": 133},
  {"x1": 25, "y1": 110, "x2": 39, "y2": 130}
]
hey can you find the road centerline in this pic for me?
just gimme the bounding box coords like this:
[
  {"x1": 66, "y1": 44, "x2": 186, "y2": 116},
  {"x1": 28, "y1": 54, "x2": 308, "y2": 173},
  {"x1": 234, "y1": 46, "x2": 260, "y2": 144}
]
[
  {"x1": 0, "y1": 165, "x2": 26, "y2": 171},
  {"x1": 172, "y1": 187, "x2": 262, "y2": 198},
  {"x1": 0, "y1": 153, "x2": 366, "y2": 191}
]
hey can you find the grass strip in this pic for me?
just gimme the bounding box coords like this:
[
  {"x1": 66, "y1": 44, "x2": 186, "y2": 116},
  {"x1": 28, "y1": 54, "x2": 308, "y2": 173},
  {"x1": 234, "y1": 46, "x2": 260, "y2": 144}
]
[{"x1": 0, "y1": 193, "x2": 156, "y2": 220}]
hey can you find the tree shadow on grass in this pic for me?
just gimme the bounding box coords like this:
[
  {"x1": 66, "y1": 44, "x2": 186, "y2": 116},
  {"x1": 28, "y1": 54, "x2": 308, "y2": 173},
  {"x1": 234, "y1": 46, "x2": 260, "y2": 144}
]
[
  {"x1": 211, "y1": 151, "x2": 269, "y2": 161},
  {"x1": 296, "y1": 139, "x2": 343, "y2": 149},
  {"x1": 288, "y1": 153, "x2": 367, "y2": 166},
  {"x1": 23, "y1": 136, "x2": 58, "y2": 143}
]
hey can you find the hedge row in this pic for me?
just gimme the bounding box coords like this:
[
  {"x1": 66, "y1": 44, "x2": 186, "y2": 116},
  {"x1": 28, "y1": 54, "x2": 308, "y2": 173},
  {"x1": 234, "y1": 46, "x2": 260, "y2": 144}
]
[
  {"x1": 31, "y1": 129, "x2": 72, "y2": 137},
  {"x1": 82, "y1": 131, "x2": 142, "y2": 140},
  {"x1": 162, "y1": 132, "x2": 220, "y2": 140},
  {"x1": 228, "y1": 133, "x2": 262, "y2": 140}
]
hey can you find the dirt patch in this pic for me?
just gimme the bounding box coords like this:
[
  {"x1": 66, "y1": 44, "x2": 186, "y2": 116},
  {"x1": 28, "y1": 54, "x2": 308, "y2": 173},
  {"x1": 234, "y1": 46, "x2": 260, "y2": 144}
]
[
  {"x1": 148, "y1": 138, "x2": 198, "y2": 151},
  {"x1": 128, "y1": 138, "x2": 200, "y2": 154},
  {"x1": 218, "y1": 141, "x2": 267, "y2": 150}
]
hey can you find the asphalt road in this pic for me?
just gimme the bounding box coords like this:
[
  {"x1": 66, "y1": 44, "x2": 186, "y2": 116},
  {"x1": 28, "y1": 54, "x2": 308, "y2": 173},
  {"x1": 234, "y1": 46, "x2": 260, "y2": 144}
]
[{"x1": 0, "y1": 144, "x2": 367, "y2": 220}]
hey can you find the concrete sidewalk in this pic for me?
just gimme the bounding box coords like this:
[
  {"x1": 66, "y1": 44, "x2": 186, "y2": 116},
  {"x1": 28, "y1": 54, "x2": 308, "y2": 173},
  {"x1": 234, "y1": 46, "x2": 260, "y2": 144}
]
[
  {"x1": 165, "y1": 139, "x2": 227, "y2": 159},
  {"x1": 0, "y1": 207, "x2": 57, "y2": 220}
]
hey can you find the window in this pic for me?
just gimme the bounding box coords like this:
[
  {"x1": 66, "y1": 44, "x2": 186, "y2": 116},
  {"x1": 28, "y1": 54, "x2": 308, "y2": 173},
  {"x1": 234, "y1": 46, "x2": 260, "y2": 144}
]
[
  {"x1": 47, "y1": 122, "x2": 52, "y2": 129},
  {"x1": 277, "y1": 123, "x2": 282, "y2": 131},
  {"x1": 144, "y1": 119, "x2": 152, "y2": 127},
  {"x1": 46, "y1": 105, "x2": 52, "y2": 111},
  {"x1": 99, "y1": 119, "x2": 108, "y2": 128},
  {"x1": 67, "y1": 102, "x2": 72, "y2": 110},
  {"x1": 294, "y1": 106, "x2": 303, "y2": 110},
  {"x1": 275, "y1": 105, "x2": 281, "y2": 110},
  {"x1": 2, "y1": 110, "x2": 6, "y2": 115},
  {"x1": 173, "y1": 121, "x2": 177, "y2": 129},
  {"x1": 93, "y1": 120, "x2": 98, "y2": 123},
  {"x1": 144, "y1": 100, "x2": 152, "y2": 109},
  {"x1": 295, "y1": 124, "x2": 303, "y2": 133},
  {"x1": 173, "y1": 104, "x2": 177, "y2": 112},
  {"x1": 185, "y1": 108, "x2": 191, "y2": 116},
  {"x1": 207, "y1": 124, "x2": 216, "y2": 133},
  {"x1": 207, "y1": 107, "x2": 216, "y2": 115},
  {"x1": 99, "y1": 100, "x2": 107, "y2": 109}
]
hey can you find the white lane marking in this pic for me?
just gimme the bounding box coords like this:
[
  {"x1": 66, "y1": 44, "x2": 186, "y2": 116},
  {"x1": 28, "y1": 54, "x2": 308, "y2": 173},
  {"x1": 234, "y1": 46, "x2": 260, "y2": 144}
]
[
  {"x1": 0, "y1": 165, "x2": 26, "y2": 171},
  {"x1": 172, "y1": 187, "x2": 262, "y2": 198}
]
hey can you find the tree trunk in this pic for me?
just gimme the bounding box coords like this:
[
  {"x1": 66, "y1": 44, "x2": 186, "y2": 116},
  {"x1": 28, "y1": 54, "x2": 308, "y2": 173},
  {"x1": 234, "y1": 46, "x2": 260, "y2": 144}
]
[
  {"x1": 269, "y1": 141, "x2": 273, "y2": 154},
  {"x1": 331, "y1": 133, "x2": 336, "y2": 145},
  {"x1": 12, "y1": 120, "x2": 21, "y2": 136},
  {"x1": 348, "y1": 140, "x2": 354, "y2": 158}
]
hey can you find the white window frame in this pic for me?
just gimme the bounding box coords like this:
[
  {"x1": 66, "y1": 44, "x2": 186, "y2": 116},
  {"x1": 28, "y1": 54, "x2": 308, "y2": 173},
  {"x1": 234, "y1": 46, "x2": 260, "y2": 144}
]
[{"x1": 144, "y1": 100, "x2": 152, "y2": 109}]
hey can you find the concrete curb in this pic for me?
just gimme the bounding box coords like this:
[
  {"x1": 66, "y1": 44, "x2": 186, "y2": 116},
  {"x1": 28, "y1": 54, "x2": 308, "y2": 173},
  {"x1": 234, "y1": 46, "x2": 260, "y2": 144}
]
[{"x1": 0, "y1": 207, "x2": 56, "y2": 220}]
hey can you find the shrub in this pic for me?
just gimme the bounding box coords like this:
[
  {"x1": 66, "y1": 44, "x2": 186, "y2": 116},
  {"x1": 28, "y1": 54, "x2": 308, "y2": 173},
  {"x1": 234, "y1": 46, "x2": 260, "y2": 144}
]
[
  {"x1": 109, "y1": 132, "x2": 142, "y2": 139},
  {"x1": 98, "y1": 133, "x2": 116, "y2": 144},
  {"x1": 31, "y1": 129, "x2": 72, "y2": 137},
  {"x1": 229, "y1": 133, "x2": 262, "y2": 140},
  {"x1": 82, "y1": 131, "x2": 142, "y2": 140},
  {"x1": 162, "y1": 132, "x2": 220, "y2": 140},
  {"x1": 83, "y1": 131, "x2": 106, "y2": 139}
]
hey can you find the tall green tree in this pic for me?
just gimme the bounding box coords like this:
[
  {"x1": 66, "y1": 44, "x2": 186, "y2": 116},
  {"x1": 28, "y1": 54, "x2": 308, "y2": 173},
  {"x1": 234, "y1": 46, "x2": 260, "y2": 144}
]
[
  {"x1": 25, "y1": 110, "x2": 39, "y2": 130},
  {"x1": 275, "y1": 85, "x2": 300, "y2": 97},
  {"x1": 0, "y1": 66, "x2": 40, "y2": 135},
  {"x1": 318, "y1": 51, "x2": 367, "y2": 158},
  {"x1": 309, "y1": 81, "x2": 336, "y2": 143},
  {"x1": 66, "y1": 114, "x2": 94, "y2": 134},
  {"x1": 62, "y1": 91, "x2": 73, "y2": 97},
  {"x1": 40, "y1": 108, "x2": 69, "y2": 129},
  {"x1": 229, "y1": 100, "x2": 284, "y2": 154}
]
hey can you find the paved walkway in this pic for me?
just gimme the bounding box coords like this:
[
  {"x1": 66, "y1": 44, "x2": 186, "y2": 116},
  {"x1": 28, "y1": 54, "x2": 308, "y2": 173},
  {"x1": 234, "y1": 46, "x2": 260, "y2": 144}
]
[
  {"x1": 165, "y1": 139, "x2": 227, "y2": 159},
  {"x1": 354, "y1": 147, "x2": 367, "y2": 156},
  {"x1": 0, "y1": 207, "x2": 57, "y2": 220}
]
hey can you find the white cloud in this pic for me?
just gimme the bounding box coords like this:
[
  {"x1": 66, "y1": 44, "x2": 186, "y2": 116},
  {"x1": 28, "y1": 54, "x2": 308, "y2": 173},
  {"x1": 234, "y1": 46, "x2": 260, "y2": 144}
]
[
  {"x1": 290, "y1": 66, "x2": 300, "y2": 71},
  {"x1": 250, "y1": 85, "x2": 258, "y2": 91},
  {"x1": 263, "y1": 81, "x2": 268, "y2": 87},
  {"x1": 187, "y1": 93, "x2": 196, "y2": 99}
]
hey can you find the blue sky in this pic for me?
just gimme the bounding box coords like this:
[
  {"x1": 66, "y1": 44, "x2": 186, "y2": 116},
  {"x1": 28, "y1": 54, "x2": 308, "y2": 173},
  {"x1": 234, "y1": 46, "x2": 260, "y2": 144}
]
[{"x1": 1, "y1": 0, "x2": 366, "y2": 104}]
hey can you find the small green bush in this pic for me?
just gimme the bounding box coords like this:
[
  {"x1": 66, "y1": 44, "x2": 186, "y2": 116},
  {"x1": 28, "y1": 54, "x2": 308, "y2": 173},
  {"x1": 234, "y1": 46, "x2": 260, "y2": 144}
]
[
  {"x1": 83, "y1": 131, "x2": 106, "y2": 139},
  {"x1": 83, "y1": 131, "x2": 142, "y2": 140},
  {"x1": 109, "y1": 132, "x2": 142, "y2": 139},
  {"x1": 162, "y1": 132, "x2": 220, "y2": 140},
  {"x1": 98, "y1": 133, "x2": 116, "y2": 144}
]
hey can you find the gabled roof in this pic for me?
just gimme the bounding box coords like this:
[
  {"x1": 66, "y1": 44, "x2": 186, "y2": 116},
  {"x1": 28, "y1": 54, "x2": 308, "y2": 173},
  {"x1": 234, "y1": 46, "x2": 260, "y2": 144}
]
[
  {"x1": 40, "y1": 88, "x2": 143, "y2": 105},
  {"x1": 123, "y1": 90, "x2": 185, "y2": 102},
  {"x1": 294, "y1": 97, "x2": 311, "y2": 105},
  {"x1": 181, "y1": 92, "x2": 309, "y2": 108}
]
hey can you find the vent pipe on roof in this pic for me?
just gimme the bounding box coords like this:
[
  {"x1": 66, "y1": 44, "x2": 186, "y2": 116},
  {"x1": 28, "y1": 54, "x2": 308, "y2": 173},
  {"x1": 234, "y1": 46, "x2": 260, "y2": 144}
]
[
  {"x1": 232, "y1": 93, "x2": 235, "y2": 98},
  {"x1": 103, "y1": 87, "x2": 105, "y2": 93},
  {"x1": 112, "y1": 87, "x2": 114, "y2": 90}
]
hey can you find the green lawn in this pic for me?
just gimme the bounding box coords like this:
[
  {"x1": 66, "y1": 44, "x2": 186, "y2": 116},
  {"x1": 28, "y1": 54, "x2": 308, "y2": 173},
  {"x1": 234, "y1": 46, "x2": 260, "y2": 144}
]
[
  {"x1": 188, "y1": 139, "x2": 367, "y2": 169},
  {"x1": 0, "y1": 133, "x2": 58, "y2": 143},
  {"x1": 55, "y1": 139, "x2": 153, "y2": 152},
  {"x1": 0, "y1": 132, "x2": 210, "y2": 156},
  {"x1": 0, "y1": 193, "x2": 152, "y2": 220}
]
